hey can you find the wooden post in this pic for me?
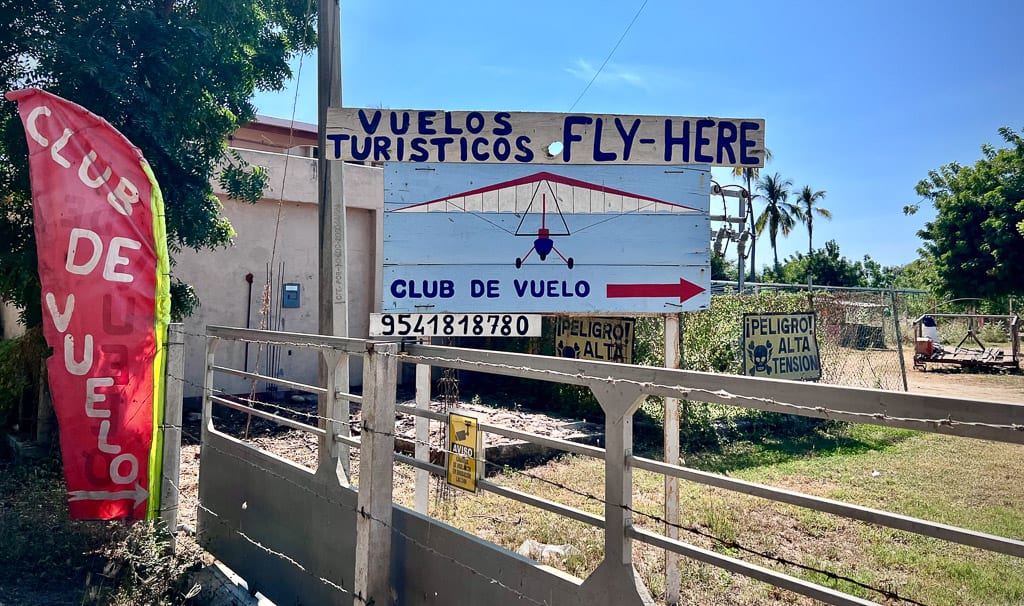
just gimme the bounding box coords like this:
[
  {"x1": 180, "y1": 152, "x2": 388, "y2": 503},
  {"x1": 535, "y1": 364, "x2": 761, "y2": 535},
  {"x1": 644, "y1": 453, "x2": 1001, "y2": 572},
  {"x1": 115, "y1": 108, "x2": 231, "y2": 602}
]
[
  {"x1": 160, "y1": 324, "x2": 185, "y2": 533},
  {"x1": 355, "y1": 341, "x2": 398, "y2": 605},
  {"x1": 414, "y1": 338, "x2": 431, "y2": 514},
  {"x1": 34, "y1": 361, "x2": 54, "y2": 445},
  {"x1": 663, "y1": 314, "x2": 681, "y2": 606}
]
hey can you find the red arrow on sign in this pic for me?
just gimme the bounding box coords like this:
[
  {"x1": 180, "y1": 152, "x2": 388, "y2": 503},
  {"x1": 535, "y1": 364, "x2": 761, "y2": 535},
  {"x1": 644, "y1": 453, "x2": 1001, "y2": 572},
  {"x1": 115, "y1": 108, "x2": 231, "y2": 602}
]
[{"x1": 606, "y1": 278, "x2": 706, "y2": 303}]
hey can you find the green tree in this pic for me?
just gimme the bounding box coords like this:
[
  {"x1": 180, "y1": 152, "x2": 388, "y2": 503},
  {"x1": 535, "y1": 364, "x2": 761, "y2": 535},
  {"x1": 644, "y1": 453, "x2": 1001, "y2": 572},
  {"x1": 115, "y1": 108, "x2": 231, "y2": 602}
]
[
  {"x1": 773, "y1": 240, "x2": 864, "y2": 287},
  {"x1": 793, "y1": 185, "x2": 831, "y2": 255},
  {"x1": 0, "y1": 0, "x2": 316, "y2": 325},
  {"x1": 710, "y1": 251, "x2": 737, "y2": 281},
  {"x1": 907, "y1": 127, "x2": 1024, "y2": 300},
  {"x1": 754, "y1": 172, "x2": 799, "y2": 272},
  {"x1": 859, "y1": 254, "x2": 902, "y2": 289},
  {"x1": 890, "y1": 256, "x2": 938, "y2": 292}
]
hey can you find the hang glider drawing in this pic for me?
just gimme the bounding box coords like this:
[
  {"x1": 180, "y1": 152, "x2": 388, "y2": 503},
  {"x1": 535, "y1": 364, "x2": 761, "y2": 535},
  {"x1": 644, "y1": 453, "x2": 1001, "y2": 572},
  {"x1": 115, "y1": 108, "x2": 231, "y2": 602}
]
[{"x1": 389, "y1": 171, "x2": 700, "y2": 269}]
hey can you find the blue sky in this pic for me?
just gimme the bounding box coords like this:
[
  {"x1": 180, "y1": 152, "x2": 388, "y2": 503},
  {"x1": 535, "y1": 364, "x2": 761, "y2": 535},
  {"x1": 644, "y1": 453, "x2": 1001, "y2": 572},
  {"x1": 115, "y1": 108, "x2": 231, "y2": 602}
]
[{"x1": 253, "y1": 0, "x2": 1024, "y2": 270}]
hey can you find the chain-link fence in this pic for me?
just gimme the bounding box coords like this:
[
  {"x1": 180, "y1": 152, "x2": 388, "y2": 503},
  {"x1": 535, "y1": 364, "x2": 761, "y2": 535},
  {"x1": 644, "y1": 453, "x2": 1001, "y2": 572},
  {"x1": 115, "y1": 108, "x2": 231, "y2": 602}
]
[
  {"x1": 454, "y1": 287, "x2": 920, "y2": 430},
  {"x1": 630, "y1": 286, "x2": 913, "y2": 392},
  {"x1": 616, "y1": 286, "x2": 919, "y2": 449}
]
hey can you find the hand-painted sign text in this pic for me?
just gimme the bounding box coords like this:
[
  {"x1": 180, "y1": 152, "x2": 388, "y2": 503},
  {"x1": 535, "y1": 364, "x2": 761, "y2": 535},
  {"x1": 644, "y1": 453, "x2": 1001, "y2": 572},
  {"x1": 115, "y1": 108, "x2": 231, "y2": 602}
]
[
  {"x1": 384, "y1": 164, "x2": 711, "y2": 314},
  {"x1": 554, "y1": 317, "x2": 635, "y2": 363},
  {"x1": 742, "y1": 313, "x2": 821, "y2": 381},
  {"x1": 8, "y1": 88, "x2": 170, "y2": 520},
  {"x1": 329, "y1": 109, "x2": 765, "y2": 167}
]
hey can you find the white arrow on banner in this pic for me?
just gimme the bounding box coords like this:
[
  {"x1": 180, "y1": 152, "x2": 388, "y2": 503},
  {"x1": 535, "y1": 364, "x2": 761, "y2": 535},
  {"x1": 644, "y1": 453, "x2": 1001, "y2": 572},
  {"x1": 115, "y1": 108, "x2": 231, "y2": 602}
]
[{"x1": 68, "y1": 483, "x2": 149, "y2": 508}]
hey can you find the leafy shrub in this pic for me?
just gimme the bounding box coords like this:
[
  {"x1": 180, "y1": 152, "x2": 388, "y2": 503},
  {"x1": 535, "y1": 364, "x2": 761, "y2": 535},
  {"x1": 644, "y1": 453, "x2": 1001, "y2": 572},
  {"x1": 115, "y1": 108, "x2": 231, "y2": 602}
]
[
  {"x1": 450, "y1": 293, "x2": 846, "y2": 452},
  {"x1": 0, "y1": 457, "x2": 199, "y2": 605},
  {"x1": 84, "y1": 521, "x2": 201, "y2": 606},
  {"x1": 979, "y1": 320, "x2": 1010, "y2": 344},
  {"x1": 0, "y1": 327, "x2": 48, "y2": 429},
  {"x1": 631, "y1": 292, "x2": 817, "y2": 451}
]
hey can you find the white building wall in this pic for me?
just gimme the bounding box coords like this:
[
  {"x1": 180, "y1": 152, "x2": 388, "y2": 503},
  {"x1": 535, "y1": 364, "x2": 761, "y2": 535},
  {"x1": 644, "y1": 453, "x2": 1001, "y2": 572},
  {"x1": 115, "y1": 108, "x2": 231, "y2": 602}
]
[
  {"x1": 1, "y1": 303, "x2": 23, "y2": 339},
  {"x1": 174, "y1": 151, "x2": 383, "y2": 400}
]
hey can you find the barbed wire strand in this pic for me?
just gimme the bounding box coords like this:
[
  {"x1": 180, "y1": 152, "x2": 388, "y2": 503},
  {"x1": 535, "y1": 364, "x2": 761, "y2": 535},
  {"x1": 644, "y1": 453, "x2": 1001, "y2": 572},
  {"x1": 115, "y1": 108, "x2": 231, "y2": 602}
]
[
  {"x1": 159, "y1": 324, "x2": 1024, "y2": 605},
  {"x1": 169, "y1": 439, "x2": 550, "y2": 606},
  {"x1": 164, "y1": 337, "x2": 1024, "y2": 433},
  {"x1": 168, "y1": 373, "x2": 930, "y2": 606},
  {"x1": 164, "y1": 477, "x2": 358, "y2": 601},
  {"x1": 354, "y1": 425, "x2": 928, "y2": 606}
]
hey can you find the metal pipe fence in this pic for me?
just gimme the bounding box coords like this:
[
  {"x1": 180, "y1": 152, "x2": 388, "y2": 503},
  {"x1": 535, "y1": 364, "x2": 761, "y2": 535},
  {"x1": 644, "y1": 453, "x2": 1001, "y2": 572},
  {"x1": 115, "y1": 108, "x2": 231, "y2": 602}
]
[{"x1": 193, "y1": 326, "x2": 1024, "y2": 606}]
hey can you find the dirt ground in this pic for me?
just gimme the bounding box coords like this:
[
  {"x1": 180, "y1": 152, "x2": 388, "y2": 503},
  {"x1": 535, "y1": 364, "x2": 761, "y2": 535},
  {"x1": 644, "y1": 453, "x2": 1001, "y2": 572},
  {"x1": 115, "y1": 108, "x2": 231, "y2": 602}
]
[
  {"x1": 904, "y1": 365, "x2": 1024, "y2": 403},
  {"x1": 172, "y1": 362, "x2": 1024, "y2": 544},
  {"x1": 4, "y1": 361, "x2": 1020, "y2": 605},
  {"x1": 172, "y1": 362, "x2": 1024, "y2": 522}
]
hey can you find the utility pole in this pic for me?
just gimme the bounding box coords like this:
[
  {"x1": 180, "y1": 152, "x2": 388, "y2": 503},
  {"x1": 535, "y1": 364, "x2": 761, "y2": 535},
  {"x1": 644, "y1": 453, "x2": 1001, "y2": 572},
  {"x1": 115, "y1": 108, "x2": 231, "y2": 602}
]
[
  {"x1": 711, "y1": 182, "x2": 750, "y2": 293},
  {"x1": 746, "y1": 173, "x2": 756, "y2": 284},
  {"x1": 318, "y1": 0, "x2": 346, "y2": 342},
  {"x1": 737, "y1": 190, "x2": 747, "y2": 294},
  {"x1": 317, "y1": 0, "x2": 350, "y2": 477}
]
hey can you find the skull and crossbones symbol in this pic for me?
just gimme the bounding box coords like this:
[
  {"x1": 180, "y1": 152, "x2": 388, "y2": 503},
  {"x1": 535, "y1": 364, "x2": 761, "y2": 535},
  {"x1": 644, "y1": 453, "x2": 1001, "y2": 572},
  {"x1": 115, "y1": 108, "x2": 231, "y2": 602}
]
[{"x1": 747, "y1": 341, "x2": 774, "y2": 375}]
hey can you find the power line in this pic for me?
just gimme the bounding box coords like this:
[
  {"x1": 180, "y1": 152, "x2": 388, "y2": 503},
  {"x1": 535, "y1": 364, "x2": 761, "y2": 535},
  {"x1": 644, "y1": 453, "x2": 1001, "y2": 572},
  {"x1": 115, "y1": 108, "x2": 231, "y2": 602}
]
[{"x1": 567, "y1": 0, "x2": 650, "y2": 112}]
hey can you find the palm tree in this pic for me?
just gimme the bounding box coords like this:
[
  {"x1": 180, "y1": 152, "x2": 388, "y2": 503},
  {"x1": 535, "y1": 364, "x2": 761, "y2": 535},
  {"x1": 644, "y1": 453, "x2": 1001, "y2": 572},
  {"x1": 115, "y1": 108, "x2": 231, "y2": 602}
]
[
  {"x1": 755, "y1": 172, "x2": 799, "y2": 273},
  {"x1": 732, "y1": 148, "x2": 772, "y2": 281},
  {"x1": 793, "y1": 185, "x2": 831, "y2": 254}
]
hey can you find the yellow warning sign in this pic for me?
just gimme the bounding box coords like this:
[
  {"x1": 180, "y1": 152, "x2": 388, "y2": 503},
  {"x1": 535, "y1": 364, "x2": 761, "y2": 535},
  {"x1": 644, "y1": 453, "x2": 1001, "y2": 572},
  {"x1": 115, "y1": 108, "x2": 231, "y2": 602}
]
[
  {"x1": 554, "y1": 317, "x2": 635, "y2": 363},
  {"x1": 446, "y1": 412, "x2": 481, "y2": 493},
  {"x1": 742, "y1": 312, "x2": 821, "y2": 380}
]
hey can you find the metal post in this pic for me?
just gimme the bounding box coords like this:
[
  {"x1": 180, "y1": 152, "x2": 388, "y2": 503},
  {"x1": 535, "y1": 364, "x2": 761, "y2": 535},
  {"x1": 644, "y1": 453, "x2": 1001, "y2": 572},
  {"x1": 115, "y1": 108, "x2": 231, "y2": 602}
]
[
  {"x1": 354, "y1": 341, "x2": 398, "y2": 606},
  {"x1": 737, "y1": 191, "x2": 746, "y2": 294},
  {"x1": 414, "y1": 338, "x2": 431, "y2": 514},
  {"x1": 663, "y1": 315, "x2": 681, "y2": 606},
  {"x1": 746, "y1": 174, "x2": 756, "y2": 285},
  {"x1": 890, "y1": 289, "x2": 909, "y2": 392},
  {"x1": 160, "y1": 323, "x2": 185, "y2": 533}
]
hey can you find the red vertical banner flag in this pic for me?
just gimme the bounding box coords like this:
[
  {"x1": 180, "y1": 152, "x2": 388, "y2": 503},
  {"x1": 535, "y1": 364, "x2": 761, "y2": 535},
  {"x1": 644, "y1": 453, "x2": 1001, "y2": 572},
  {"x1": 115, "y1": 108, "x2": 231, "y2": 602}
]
[{"x1": 6, "y1": 89, "x2": 171, "y2": 520}]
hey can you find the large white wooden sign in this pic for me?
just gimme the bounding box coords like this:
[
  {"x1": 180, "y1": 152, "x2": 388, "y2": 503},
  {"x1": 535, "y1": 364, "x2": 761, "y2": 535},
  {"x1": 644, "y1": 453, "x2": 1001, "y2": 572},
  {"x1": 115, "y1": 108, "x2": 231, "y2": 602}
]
[
  {"x1": 327, "y1": 108, "x2": 765, "y2": 167},
  {"x1": 383, "y1": 164, "x2": 711, "y2": 314}
]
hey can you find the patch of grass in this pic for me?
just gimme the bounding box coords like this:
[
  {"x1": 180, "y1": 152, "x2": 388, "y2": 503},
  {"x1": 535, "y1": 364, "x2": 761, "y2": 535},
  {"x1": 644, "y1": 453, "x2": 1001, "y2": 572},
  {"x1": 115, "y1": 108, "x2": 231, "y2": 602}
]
[
  {"x1": 401, "y1": 420, "x2": 1024, "y2": 605},
  {"x1": 0, "y1": 457, "x2": 116, "y2": 603},
  {"x1": 684, "y1": 423, "x2": 918, "y2": 474},
  {"x1": 0, "y1": 455, "x2": 200, "y2": 605},
  {"x1": 85, "y1": 520, "x2": 203, "y2": 606},
  {"x1": 860, "y1": 526, "x2": 1024, "y2": 606},
  {"x1": 700, "y1": 496, "x2": 738, "y2": 544},
  {"x1": 795, "y1": 509, "x2": 839, "y2": 538},
  {"x1": 737, "y1": 431, "x2": 1024, "y2": 605}
]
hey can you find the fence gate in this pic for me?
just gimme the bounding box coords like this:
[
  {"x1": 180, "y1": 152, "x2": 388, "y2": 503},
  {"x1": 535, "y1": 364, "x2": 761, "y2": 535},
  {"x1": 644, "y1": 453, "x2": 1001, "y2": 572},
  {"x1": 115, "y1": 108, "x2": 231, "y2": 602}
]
[{"x1": 194, "y1": 325, "x2": 1024, "y2": 606}]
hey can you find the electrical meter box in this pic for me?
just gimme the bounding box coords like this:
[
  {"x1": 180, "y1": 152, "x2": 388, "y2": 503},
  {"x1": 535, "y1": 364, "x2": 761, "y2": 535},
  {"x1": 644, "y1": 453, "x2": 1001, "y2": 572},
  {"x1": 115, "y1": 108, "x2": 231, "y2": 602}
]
[{"x1": 282, "y1": 283, "x2": 300, "y2": 308}]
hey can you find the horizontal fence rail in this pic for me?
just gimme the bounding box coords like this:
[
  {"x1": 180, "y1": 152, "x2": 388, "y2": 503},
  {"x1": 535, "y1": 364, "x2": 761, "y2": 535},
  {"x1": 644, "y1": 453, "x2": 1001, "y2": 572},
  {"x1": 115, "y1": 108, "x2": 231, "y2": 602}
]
[
  {"x1": 196, "y1": 327, "x2": 1024, "y2": 606},
  {"x1": 394, "y1": 402, "x2": 1024, "y2": 559},
  {"x1": 399, "y1": 343, "x2": 1024, "y2": 444}
]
